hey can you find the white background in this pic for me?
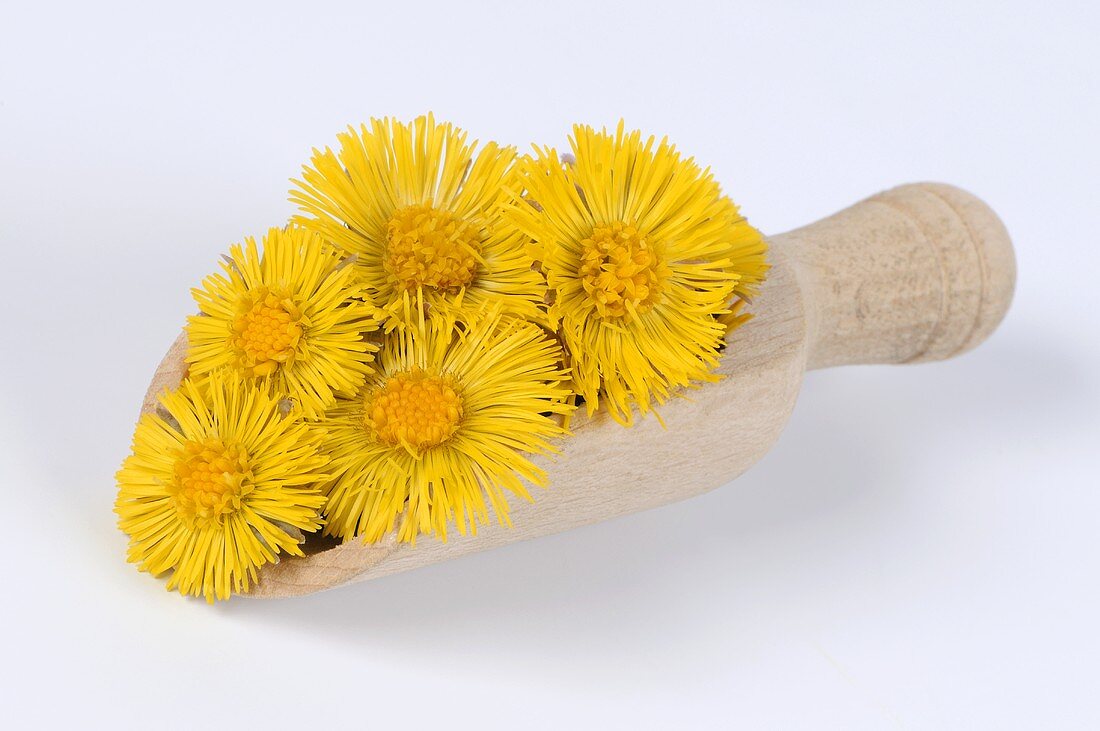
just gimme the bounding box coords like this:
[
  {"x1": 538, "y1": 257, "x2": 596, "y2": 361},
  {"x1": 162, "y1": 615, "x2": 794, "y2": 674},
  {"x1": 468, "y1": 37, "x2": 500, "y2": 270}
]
[{"x1": 2, "y1": 1, "x2": 1098, "y2": 728}]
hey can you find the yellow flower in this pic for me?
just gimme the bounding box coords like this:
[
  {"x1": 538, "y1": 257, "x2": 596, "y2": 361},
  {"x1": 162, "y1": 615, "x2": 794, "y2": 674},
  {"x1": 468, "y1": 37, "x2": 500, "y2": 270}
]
[
  {"x1": 187, "y1": 225, "x2": 378, "y2": 419},
  {"x1": 290, "y1": 114, "x2": 546, "y2": 328},
  {"x1": 320, "y1": 308, "x2": 573, "y2": 543},
  {"x1": 508, "y1": 122, "x2": 768, "y2": 425},
  {"x1": 115, "y1": 373, "x2": 328, "y2": 602}
]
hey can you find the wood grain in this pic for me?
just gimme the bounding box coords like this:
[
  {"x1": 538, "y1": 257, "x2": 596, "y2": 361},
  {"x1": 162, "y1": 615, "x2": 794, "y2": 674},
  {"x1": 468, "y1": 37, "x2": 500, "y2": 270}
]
[{"x1": 138, "y1": 182, "x2": 1016, "y2": 598}]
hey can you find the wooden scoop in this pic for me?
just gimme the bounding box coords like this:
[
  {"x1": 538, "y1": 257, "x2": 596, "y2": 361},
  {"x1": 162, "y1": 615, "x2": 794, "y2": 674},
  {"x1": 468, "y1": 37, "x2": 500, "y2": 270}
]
[{"x1": 141, "y1": 182, "x2": 1015, "y2": 598}]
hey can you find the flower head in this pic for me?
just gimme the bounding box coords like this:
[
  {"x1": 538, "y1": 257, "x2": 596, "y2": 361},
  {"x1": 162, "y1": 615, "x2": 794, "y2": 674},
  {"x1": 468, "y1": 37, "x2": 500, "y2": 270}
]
[
  {"x1": 115, "y1": 373, "x2": 328, "y2": 602},
  {"x1": 187, "y1": 225, "x2": 378, "y2": 419},
  {"x1": 290, "y1": 114, "x2": 546, "y2": 328},
  {"x1": 320, "y1": 307, "x2": 573, "y2": 543},
  {"x1": 508, "y1": 122, "x2": 768, "y2": 425}
]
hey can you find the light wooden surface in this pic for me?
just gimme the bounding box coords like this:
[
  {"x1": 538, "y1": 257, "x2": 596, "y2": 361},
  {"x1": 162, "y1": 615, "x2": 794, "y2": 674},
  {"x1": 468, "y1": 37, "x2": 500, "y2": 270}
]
[{"x1": 139, "y1": 182, "x2": 1015, "y2": 598}]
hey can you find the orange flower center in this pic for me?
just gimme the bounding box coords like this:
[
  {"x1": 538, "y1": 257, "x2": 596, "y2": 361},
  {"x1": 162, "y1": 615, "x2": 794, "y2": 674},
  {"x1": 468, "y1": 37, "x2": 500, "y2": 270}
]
[
  {"x1": 232, "y1": 288, "x2": 303, "y2": 377},
  {"x1": 170, "y1": 438, "x2": 253, "y2": 527},
  {"x1": 384, "y1": 205, "x2": 481, "y2": 292},
  {"x1": 578, "y1": 222, "x2": 669, "y2": 318},
  {"x1": 365, "y1": 370, "x2": 463, "y2": 452}
]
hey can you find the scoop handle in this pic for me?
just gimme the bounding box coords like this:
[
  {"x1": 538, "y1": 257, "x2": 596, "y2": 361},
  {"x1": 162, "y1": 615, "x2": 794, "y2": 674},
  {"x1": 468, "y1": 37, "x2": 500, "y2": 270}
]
[{"x1": 773, "y1": 183, "x2": 1016, "y2": 370}]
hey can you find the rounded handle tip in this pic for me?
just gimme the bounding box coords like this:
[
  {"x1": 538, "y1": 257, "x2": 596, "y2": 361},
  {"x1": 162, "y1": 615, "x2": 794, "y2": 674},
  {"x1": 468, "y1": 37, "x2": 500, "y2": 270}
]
[{"x1": 885, "y1": 183, "x2": 1016, "y2": 361}]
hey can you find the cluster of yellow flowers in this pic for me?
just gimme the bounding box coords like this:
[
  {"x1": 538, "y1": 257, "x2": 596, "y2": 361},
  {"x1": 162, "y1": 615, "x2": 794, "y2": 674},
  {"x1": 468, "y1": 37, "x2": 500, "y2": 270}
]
[{"x1": 115, "y1": 115, "x2": 768, "y2": 601}]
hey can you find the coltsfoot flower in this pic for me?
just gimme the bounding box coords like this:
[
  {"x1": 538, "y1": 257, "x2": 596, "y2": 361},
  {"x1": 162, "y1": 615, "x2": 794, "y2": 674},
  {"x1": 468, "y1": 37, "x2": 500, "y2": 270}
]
[
  {"x1": 319, "y1": 307, "x2": 573, "y2": 543},
  {"x1": 508, "y1": 121, "x2": 768, "y2": 425},
  {"x1": 187, "y1": 225, "x2": 378, "y2": 419},
  {"x1": 290, "y1": 114, "x2": 546, "y2": 328},
  {"x1": 115, "y1": 373, "x2": 328, "y2": 602}
]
